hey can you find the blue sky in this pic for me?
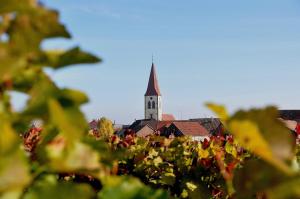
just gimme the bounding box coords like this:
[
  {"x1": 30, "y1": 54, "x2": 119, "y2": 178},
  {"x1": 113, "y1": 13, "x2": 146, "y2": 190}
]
[{"x1": 22, "y1": 0, "x2": 300, "y2": 123}]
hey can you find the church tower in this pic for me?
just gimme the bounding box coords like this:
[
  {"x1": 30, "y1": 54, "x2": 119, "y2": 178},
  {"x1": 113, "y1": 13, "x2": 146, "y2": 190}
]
[{"x1": 145, "y1": 63, "x2": 163, "y2": 121}]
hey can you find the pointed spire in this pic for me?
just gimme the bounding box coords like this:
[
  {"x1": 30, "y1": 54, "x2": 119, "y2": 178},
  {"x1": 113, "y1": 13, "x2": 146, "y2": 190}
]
[{"x1": 145, "y1": 62, "x2": 161, "y2": 96}]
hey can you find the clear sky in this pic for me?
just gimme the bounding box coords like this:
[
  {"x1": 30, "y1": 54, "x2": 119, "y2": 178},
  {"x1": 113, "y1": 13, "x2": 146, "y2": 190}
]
[{"x1": 20, "y1": 0, "x2": 300, "y2": 124}]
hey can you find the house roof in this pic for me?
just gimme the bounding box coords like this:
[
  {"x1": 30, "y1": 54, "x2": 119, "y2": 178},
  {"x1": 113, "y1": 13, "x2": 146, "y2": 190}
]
[
  {"x1": 89, "y1": 120, "x2": 98, "y2": 129},
  {"x1": 129, "y1": 119, "x2": 218, "y2": 137},
  {"x1": 162, "y1": 114, "x2": 176, "y2": 121},
  {"x1": 189, "y1": 118, "x2": 222, "y2": 134},
  {"x1": 136, "y1": 124, "x2": 155, "y2": 138},
  {"x1": 129, "y1": 119, "x2": 173, "y2": 133},
  {"x1": 129, "y1": 119, "x2": 158, "y2": 132},
  {"x1": 172, "y1": 121, "x2": 210, "y2": 136},
  {"x1": 145, "y1": 63, "x2": 161, "y2": 96},
  {"x1": 157, "y1": 121, "x2": 173, "y2": 131},
  {"x1": 279, "y1": 110, "x2": 300, "y2": 121}
]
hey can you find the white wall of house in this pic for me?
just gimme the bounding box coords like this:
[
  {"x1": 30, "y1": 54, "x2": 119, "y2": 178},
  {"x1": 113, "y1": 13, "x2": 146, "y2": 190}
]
[{"x1": 191, "y1": 136, "x2": 210, "y2": 142}]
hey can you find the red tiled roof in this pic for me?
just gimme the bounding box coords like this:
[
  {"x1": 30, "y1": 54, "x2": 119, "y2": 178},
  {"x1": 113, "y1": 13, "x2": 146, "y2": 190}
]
[
  {"x1": 162, "y1": 114, "x2": 175, "y2": 121},
  {"x1": 89, "y1": 120, "x2": 98, "y2": 129},
  {"x1": 145, "y1": 63, "x2": 161, "y2": 96},
  {"x1": 157, "y1": 121, "x2": 173, "y2": 131},
  {"x1": 172, "y1": 122, "x2": 209, "y2": 136}
]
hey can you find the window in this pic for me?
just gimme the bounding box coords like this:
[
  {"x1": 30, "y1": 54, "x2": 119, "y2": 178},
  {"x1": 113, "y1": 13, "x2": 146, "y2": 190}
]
[
  {"x1": 148, "y1": 101, "x2": 151, "y2": 109},
  {"x1": 150, "y1": 114, "x2": 153, "y2": 119},
  {"x1": 152, "y1": 101, "x2": 155, "y2": 109}
]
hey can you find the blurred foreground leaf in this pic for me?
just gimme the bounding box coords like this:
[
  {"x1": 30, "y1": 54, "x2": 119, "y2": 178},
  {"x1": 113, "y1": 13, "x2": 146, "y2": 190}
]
[
  {"x1": 42, "y1": 47, "x2": 101, "y2": 69},
  {"x1": 0, "y1": 0, "x2": 30, "y2": 14},
  {"x1": 24, "y1": 175, "x2": 95, "y2": 199},
  {"x1": 48, "y1": 99, "x2": 83, "y2": 141},
  {"x1": 265, "y1": 177, "x2": 300, "y2": 199},
  {"x1": 98, "y1": 176, "x2": 169, "y2": 199},
  {"x1": 0, "y1": 121, "x2": 31, "y2": 198},
  {"x1": 207, "y1": 104, "x2": 295, "y2": 174},
  {"x1": 206, "y1": 103, "x2": 228, "y2": 122},
  {"x1": 233, "y1": 159, "x2": 288, "y2": 199}
]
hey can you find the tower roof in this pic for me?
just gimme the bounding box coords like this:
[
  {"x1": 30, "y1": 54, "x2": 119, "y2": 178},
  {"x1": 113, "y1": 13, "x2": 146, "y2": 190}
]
[{"x1": 145, "y1": 63, "x2": 161, "y2": 96}]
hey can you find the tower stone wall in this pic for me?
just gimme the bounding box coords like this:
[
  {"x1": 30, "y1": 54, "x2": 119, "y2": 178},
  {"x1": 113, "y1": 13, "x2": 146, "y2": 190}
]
[{"x1": 145, "y1": 96, "x2": 162, "y2": 120}]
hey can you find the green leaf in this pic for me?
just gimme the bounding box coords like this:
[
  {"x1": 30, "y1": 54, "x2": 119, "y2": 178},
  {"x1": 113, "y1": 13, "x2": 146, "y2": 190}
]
[
  {"x1": 233, "y1": 159, "x2": 289, "y2": 199},
  {"x1": 23, "y1": 76, "x2": 58, "y2": 119},
  {"x1": 265, "y1": 177, "x2": 300, "y2": 199},
  {"x1": 0, "y1": 150, "x2": 31, "y2": 198},
  {"x1": 42, "y1": 47, "x2": 101, "y2": 69},
  {"x1": 0, "y1": 44, "x2": 28, "y2": 83},
  {"x1": 24, "y1": 80, "x2": 89, "y2": 128},
  {"x1": 0, "y1": 0, "x2": 30, "y2": 14},
  {"x1": 0, "y1": 121, "x2": 31, "y2": 198},
  {"x1": 160, "y1": 173, "x2": 176, "y2": 186},
  {"x1": 24, "y1": 176, "x2": 95, "y2": 199},
  {"x1": 48, "y1": 99, "x2": 83, "y2": 141},
  {"x1": 0, "y1": 120, "x2": 19, "y2": 154},
  {"x1": 59, "y1": 88, "x2": 89, "y2": 106},
  {"x1": 45, "y1": 102, "x2": 99, "y2": 174},
  {"x1": 12, "y1": 67, "x2": 43, "y2": 93},
  {"x1": 98, "y1": 176, "x2": 169, "y2": 199},
  {"x1": 8, "y1": 7, "x2": 70, "y2": 54}
]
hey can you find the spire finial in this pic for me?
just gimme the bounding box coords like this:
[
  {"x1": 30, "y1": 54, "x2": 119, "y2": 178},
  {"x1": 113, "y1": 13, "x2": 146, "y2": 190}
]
[{"x1": 152, "y1": 54, "x2": 154, "y2": 64}]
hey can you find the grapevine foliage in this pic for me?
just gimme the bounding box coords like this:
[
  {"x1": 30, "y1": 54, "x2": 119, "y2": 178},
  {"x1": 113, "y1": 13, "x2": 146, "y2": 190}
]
[
  {"x1": 0, "y1": 1, "x2": 299, "y2": 199},
  {"x1": 114, "y1": 134, "x2": 248, "y2": 198}
]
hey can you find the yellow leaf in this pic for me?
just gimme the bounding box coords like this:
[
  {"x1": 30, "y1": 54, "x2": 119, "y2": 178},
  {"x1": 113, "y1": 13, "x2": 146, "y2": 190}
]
[
  {"x1": 225, "y1": 142, "x2": 237, "y2": 158},
  {"x1": 148, "y1": 148, "x2": 159, "y2": 158},
  {"x1": 0, "y1": 121, "x2": 31, "y2": 197},
  {"x1": 206, "y1": 103, "x2": 229, "y2": 122},
  {"x1": 0, "y1": 151, "x2": 31, "y2": 194},
  {"x1": 210, "y1": 141, "x2": 222, "y2": 155},
  {"x1": 153, "y1": 156, "x2": 163, "y2": 167},
  {"x1": 181, "y1": 189, "x2": 188, "y2": 198},
  {"x1": 198, "y1": 148, "x2": 209, "y2": 159},
  {"x1": 228, "y1": 120, "x2": 293, "y2": 174},
  {"x1": 186, "y1": 182, "x2": 197, "y2": 191},
  {"x1": 0, "y1": 121, "x2": 19, "y2": 154}
]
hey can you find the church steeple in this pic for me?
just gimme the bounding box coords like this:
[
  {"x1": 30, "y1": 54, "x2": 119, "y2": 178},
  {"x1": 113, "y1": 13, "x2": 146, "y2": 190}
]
[
  {"x1": 145, "y1": 63, "x2": 161, "y2": 96},
  {"x1": 144, "y1": 62, "x2": 163, "y2": 121}
]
